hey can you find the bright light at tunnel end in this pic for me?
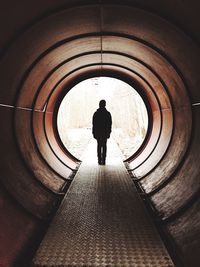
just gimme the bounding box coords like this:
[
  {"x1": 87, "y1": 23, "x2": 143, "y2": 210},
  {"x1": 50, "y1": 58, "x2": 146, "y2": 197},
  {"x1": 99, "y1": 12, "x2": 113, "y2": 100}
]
[{"x1": 56, "y1": 77, "x2": 149, "y2": 161}]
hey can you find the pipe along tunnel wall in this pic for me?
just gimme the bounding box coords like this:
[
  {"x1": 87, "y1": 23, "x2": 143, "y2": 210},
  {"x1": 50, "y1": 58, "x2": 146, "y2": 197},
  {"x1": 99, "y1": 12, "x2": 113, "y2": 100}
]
[{"x1": 0, "y1": 2, "x2": 199, "y2": 267}]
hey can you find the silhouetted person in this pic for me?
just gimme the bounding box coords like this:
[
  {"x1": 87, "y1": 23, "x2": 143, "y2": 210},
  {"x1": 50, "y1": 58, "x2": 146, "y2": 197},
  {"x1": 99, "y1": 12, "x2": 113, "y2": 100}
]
[{"x1": 92, "y1": 100, "x2": 112, "y2": 165}]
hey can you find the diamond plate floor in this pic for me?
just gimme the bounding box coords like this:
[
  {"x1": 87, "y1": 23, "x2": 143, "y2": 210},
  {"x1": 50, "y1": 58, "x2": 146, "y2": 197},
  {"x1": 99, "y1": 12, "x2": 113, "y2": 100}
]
[{"x1": 32, "y1": 139, "x2": 174, "y2": 267}]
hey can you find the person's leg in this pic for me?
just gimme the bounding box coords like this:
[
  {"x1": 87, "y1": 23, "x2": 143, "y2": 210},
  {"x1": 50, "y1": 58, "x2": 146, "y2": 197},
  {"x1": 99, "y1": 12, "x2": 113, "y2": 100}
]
[
  {"x1": 101, "y1": 138, "x2": 107, "y2": 165},
  {"x1": 97, "y1": 139, "x2": 102, "y2": 164}
]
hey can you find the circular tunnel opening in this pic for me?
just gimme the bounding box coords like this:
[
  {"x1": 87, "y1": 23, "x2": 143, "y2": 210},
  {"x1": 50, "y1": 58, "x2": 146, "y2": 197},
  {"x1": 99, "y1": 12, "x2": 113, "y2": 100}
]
[
  {"x1": 56, "y1": 76, "x2": 149, "y2": 161},
  {"x1": 0, "y1": 9, "x2": 195, "y2": 263}
]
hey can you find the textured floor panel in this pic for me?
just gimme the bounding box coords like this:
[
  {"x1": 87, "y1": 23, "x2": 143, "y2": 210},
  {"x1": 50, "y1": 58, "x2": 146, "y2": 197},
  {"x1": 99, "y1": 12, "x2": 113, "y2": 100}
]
[{"x1": 32, "y1": 139, "x2": 174, "y2": 267}]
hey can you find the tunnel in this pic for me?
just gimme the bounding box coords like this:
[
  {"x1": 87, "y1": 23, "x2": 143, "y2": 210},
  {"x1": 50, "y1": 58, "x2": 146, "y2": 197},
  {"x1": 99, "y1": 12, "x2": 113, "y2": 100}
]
[{"x1": 0, "y1": 1, "x2": 199, "y2": 267}]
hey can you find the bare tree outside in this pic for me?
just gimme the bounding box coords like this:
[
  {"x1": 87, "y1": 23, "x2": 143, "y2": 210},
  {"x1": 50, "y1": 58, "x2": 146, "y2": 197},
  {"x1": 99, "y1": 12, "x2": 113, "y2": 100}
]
[{"x1": 57, "y1": 77, "x2": 148, "y2": 160}]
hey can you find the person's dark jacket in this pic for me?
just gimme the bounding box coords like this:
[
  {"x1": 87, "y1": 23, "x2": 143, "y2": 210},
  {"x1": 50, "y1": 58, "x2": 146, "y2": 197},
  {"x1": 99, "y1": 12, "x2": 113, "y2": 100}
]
[{"x1": 92, "y1": 107, "x2": 112, "y2": 139}]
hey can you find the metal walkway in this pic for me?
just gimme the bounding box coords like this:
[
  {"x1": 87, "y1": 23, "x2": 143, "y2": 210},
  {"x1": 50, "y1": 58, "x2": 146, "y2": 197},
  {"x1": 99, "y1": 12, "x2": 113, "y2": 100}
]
[{"x1": 32, "y1": 139, "x2": 174, "y2": 267}]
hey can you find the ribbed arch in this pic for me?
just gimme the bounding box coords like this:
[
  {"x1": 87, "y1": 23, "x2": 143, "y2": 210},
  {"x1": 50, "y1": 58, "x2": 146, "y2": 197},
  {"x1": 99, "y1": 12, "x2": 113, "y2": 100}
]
[{"x1": 0, "y1": 4, "x2": 197, "y2": 223}]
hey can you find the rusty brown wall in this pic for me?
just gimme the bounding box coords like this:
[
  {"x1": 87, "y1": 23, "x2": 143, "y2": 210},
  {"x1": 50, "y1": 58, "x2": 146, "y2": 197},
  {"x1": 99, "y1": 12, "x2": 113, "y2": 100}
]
[
  {"x1": 0, "y1": 1, "x2": 199, "y2": 267},
  {"x1": 0, "y1": 186, "x2": 42, "y2": 267}
]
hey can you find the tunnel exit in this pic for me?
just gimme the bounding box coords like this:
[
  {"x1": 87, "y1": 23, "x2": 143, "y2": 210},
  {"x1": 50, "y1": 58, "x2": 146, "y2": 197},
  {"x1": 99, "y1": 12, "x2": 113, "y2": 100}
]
[{"x1": 57, "y1": 77, "x2": 149, "y2": 161}]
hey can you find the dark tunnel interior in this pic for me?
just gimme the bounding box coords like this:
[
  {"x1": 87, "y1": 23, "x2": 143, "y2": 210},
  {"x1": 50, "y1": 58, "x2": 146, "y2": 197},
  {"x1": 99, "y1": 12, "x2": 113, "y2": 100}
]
[{"x1": 0, "y1": 1, "x2": 200, "y2": 266}]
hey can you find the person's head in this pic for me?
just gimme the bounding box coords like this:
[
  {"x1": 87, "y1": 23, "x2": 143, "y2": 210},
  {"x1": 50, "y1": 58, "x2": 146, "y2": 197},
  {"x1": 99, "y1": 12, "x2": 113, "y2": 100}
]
[{"x1": 99, "y1": 99, "x2": 106, "y2": 108}]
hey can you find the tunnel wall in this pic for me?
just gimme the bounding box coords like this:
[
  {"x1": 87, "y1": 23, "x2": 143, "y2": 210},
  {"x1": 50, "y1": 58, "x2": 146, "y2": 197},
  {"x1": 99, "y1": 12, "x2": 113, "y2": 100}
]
[
  {"x1": 0, "y1": 185, "x2": 42, "y2": 267},
  {"x1": 0, "y1": 1, "x2": 200, "y2": 267}
]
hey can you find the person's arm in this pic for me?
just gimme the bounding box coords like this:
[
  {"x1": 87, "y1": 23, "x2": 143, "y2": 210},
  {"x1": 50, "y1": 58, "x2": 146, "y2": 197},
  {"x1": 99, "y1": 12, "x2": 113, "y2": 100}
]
[
  {"x1": 107, "y1": 112, "x2": 112, "y2": 138},
  {"x1": 92, "y1": 113, "x2": 97, "y2": 138},
  {"x1": 109, "y1": 114, "x2": 112, "y2": 133}
]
